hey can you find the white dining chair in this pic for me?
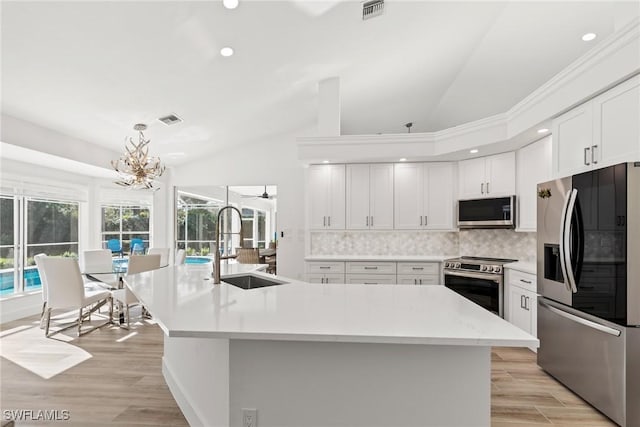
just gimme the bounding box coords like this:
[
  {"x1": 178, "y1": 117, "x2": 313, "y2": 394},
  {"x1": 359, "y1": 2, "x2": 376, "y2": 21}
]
[
  {"x1": 80, "y1": 249, "x2": 119, "y2": 288},
  {"x1": 111, "y1": 254, "x2": 161, "y2": 329},
  {"x1": 147, "y1": 247, "x2": 170, "y2": 266},
  {"x1": 33, "y1": 253, "x2": 48, "y2": 328},
  {"x1": 39, "y1": 257, "x2": 112, "y2": 338},
  {"x1": 175, "y1": 249, "x2": 186, "y2": 265}
]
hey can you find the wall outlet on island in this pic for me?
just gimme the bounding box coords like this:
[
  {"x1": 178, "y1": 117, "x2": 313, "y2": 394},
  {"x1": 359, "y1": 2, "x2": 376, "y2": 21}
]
[{"x1": 242, "y1": 408, "x2": 257, "y2": 427}]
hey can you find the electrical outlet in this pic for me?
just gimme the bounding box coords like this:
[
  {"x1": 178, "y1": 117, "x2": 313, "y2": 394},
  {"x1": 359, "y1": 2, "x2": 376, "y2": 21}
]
[{"x1": 242, "y1": 408, "x2": 257, "y2": 427}]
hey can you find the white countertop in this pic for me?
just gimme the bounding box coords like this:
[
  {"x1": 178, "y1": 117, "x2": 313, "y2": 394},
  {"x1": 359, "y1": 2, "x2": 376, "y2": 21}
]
[
  {"x1": 505, "y1": 261, "x2": 536, "y2": 275},
  {"x1": 305, "y1": 255, "x2": 455, "y2": 262},
  {"x1": 125, "y1": 264, "x2": 537, "y2": 348}
]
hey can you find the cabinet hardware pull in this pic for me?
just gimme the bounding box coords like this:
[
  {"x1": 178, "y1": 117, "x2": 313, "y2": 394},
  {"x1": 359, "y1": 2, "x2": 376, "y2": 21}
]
[
  {"x1": 328, "y1": 216, "x2": 331, "y2": 227},
  {"x1": 412, "y1": 267, "x2": 424, "y2": 270},
  {"x1": 414, "y1": 279, "x2": 417, "y2": 285},
  {"x1": 364, "y1": 282, "x2": 376, "y2": 285},
  {"x1": 371, "y1": 216, "x2": 373, "y2": 227},
  {"x1": 519, "y1": 279, "x2": 532, "y2": 284},
  {"x1": 424, "y1": 215, "x2": 427, "y2": 225},
  {"x1": 364, "y1": 266, "x2": 378, "y2": 270},
  {"x1": 486, "y1": 182, "x2": 490, "y2": 194},
  {"x1": 481, "y1": 183, "x2": 484, "y2": 194},
  {"x1": 525, "y1": 296, "x2": 530, "y2": 311},
  {"x1": 420, "y1": 216, "x2": 422, "y2": 226},
  {"x1": 591, "y1": 145, "x2": 598, "y2": 164},
  {"x1": 521, "y1": 295, "x2": 525, "y2": 309},
  {"x1": 419, "y1": 279, "x2": 423, "y2": 285},
  {"x1": 323, "y1": 216, "x2": 326, "y2": 227},
  {"x1": 319, "y1": 266, "x2": 330, "y2": 269},
  {"x1": 584, "y1": 147, "x2": 591, "y2": 165},
  {"x1": 366, "y1": 216, "x2": 369, "y2": 226}
]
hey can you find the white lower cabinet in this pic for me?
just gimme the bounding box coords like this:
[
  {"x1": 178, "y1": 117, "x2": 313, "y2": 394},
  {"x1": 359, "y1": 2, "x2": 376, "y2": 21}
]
[
  {"x1": 396, "y1": 262, "x2": 440, "y2": 285},
  {"x1": 306, "y1": 260, "x2": 442, "y2": 285},
  {"x1": 505, "y1": 269, "x2": 537, "y2": 351},
  {"x1": 305, "y1": 261, "x2": 345, "y2": 283}
]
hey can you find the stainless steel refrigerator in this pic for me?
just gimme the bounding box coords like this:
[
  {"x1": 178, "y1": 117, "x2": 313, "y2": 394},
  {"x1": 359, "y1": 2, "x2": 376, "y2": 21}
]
[{"x1": 537, "y1": 162, "x2": 640, "y2": 427}]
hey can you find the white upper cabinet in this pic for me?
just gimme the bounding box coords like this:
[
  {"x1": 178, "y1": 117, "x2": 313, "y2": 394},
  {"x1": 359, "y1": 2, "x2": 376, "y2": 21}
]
[
  {"x1": 516, "y1": 137, "x2": 552, "y2": 232},
  {"x1": 308, "y1": 164, "x2": 345, "y2": 229},
  {"x1": 394, "y1": 162, "x2": 455, "y2": 230},
  {"x1": 593, "y1": 75, "x2": 640, "y2": 167},
  {"x1": 553, "y1": 75, "x2": 640, "y2": 177},
  {"x1": 346, "y1": 164, "x2": 394, "y2": 230},
  {"x1": 458, "y1": 152, "x2": 515, "y2": 199}
]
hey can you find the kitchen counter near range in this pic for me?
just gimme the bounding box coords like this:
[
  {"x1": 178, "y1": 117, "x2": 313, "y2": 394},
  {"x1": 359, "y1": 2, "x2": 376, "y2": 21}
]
[
  {"x1": 504, "y1": 261, "x2": 536, "y2": 275},
  {"x1": 304, "y1": 254, "x2": 456, "y2": 262}
]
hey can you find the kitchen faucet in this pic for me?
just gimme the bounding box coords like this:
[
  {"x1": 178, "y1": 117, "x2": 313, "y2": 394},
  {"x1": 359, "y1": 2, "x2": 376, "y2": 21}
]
[{"x1": 213, "y1": 205, "x2": 244, "y2": 284}]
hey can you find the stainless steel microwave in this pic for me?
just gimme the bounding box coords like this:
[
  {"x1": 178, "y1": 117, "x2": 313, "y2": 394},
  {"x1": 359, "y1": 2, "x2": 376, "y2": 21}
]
[{"x1": 457, "y1": 196, "x2": 516, "y2": 229}]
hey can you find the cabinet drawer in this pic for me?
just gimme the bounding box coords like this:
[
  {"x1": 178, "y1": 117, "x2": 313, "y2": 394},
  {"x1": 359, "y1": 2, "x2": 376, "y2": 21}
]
[
  {"x1": 508, "y1": 270, "x2": 536, "y2": 293},
  {"x1": 306, "y1": 273, "x2": 345, "y2": 284},
  {"x1": 396, "y1": 274, "x2": 439, "y2": 285},
  {"x1": 345, "y1": 274, "x2": 397, "y2": 285},
  {"x1": 346, "y1": 262, "x2": 396, "y2": 275},
  {"x1": 306, "y1": 261, "x2": 345, "y2": 274},
  {"x1": 397, "y1": 262, "x2": 439, "y2": 275}
]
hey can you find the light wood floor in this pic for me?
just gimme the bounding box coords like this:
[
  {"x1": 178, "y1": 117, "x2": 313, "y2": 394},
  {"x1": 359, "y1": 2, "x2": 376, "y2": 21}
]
[{"x1": 1, "y1": 314, "x2": 616, "y2": 426}]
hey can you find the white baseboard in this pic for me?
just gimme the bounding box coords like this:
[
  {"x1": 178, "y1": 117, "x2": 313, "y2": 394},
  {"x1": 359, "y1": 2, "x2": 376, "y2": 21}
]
[{"x1": 0, "y1": 293, "x2": 42, "y2": 324}]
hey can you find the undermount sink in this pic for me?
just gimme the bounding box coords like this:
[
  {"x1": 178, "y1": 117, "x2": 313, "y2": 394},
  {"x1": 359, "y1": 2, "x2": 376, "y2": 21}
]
[{"x1": 222, "y1": 274, "x2": 287, "y2": 290}]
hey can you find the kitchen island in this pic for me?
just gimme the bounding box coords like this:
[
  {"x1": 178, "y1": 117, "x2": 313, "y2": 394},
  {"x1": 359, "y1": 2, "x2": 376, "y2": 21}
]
[{"x1": 125, "y1": 263, "x2": 538, "y2": 427}]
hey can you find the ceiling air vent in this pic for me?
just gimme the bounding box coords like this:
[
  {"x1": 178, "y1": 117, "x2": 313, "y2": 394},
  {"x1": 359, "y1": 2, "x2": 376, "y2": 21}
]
[
  {"x1": 158, "y1": 113, "x2": 183, "y2": 126},
  {"x1": 362, "y1": 0, "x2": 384, "y2": 20}
]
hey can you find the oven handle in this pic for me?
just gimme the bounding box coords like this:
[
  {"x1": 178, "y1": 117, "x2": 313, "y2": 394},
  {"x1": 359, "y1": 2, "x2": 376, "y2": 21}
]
[{"x1": 443, "y1": 270, "x2": 501, "y2": 282}]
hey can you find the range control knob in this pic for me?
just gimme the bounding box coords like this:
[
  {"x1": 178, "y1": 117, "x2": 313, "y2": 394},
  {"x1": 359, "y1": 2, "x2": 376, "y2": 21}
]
[
  {"x1": 455, "y1": 262, "x2": 461, "y2": 268},
  {"x1": 481, "y1": 265, "x2": 487, "y2": 272},
  {"x1": 444, "y1": 262, "x2": 450, "y2": 268},
  {"x1": 493, "y1": 266, "x2": 502, "y2": 273}
]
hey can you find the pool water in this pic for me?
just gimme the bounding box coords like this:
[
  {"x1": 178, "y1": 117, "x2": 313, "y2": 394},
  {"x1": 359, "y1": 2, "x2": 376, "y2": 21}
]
[
  {"x1": 0, "y1": 268, "x2": 42, "y2": 296},
  {"x1": 186, "y1": 256, "x2": 213, "y2": 264}
]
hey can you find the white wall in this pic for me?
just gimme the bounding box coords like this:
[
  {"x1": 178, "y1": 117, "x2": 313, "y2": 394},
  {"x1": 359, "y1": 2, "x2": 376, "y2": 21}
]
[{"x1": 171, "y1": 130, "x2": 307, "y2": 279}]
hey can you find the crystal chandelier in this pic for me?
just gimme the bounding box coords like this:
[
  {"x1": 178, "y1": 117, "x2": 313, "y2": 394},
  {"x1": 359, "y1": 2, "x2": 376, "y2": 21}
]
[{"x1": 111, "y1": 123, "x2": 165, "y2": 190}]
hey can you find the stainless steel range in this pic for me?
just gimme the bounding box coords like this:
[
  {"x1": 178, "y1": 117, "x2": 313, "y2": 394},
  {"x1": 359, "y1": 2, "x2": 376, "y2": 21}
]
[{"x1": 443, "y1": 256, "x2": 517, "y2": 317}]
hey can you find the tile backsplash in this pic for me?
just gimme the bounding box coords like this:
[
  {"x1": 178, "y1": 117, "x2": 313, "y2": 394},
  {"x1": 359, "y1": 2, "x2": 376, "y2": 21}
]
[{"x1": 310, "y1": 229, "x2": 536, "y2": 262}]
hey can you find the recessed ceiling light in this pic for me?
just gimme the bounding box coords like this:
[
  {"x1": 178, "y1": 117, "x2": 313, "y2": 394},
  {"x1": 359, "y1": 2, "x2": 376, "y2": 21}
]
[
  {"x1": 223, "y1": 0, "x2": 239, "y2": 9},
  {"x1": 399, "y1": 158, "x2": 407, "y2": 162},
  {"x1": 220, "y1": 47, "x2": 234, "y2": 57},
  {"x1": 322, "y1": 160, "x2": 329, "y2": 164},
  {"x1": 582, "y1": 33, "x2": 597, "y2": 42},
  {"x1": 469, "y1": 149, "x2": 479, "y2": 154},
  {"x1": 537, "y1": 128, "x2": 549, "y2": 134}
]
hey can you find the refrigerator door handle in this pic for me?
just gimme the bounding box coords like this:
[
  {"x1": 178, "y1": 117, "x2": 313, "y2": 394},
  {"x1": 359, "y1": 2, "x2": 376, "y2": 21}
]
[
  {"x1": 563, "y1": 189, "x2": 579, "y2": 293},
  {"x1": 558, "y1": 189, "x2": 573, "y2": 293},
  {"x1": 540, "y1": 300, "x2": 621, "y2": 337}
]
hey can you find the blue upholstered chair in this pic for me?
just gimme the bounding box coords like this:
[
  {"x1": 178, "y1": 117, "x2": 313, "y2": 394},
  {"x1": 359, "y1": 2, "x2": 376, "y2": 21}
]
[{"x1": 107, "y1": 239, "x2": 123, "y2": 257}]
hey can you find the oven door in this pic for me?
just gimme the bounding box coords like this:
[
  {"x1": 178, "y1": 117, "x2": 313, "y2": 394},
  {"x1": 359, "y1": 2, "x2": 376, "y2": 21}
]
[{"x1": 444, "y1": 270, "x2": 503, "y2": 317}]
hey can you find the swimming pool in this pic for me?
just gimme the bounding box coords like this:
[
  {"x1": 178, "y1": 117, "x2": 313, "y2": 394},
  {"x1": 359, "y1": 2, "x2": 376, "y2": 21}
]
[
  {"x1": 0, "y1": 267, "x2": 42, "y2": 296},
  {"x1": 185, "y1": 256, "x2": 213, "y2": 264}
]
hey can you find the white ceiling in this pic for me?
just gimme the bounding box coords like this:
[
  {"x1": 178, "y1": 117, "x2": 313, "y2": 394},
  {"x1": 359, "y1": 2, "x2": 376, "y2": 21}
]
[{"x1": 2, "y1": 1, "x2": 638, "y2": 166}]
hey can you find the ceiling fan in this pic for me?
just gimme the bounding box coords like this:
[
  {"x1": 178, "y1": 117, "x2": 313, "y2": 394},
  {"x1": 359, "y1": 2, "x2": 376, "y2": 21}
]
[{"x1": 241, "y1": 186, "x2": 276, "y2": 200}]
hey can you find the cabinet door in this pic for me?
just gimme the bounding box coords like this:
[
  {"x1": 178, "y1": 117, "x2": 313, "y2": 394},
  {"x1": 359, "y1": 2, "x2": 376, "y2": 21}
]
[
  {"x1": 394, "y1": 163, "x2": 424, "y2": 229},
  {"x1": 508, "y1": 285, "x2": 533, "y2": 334},
  {"x1": 396, "y1": 275, "x2": 422, "y2": 285},
  {"x1": 593, "y1": 75, "x2": 640, "y2": 166},
  {"x1": 517, "y1": 137, "x2": 552, "y2": 231},
  {"x1": 485, "y1": 152, "x2": 516, "y2": 197},
  {"x1": 369, "y1": 164, "x2": 394, "y2": 229},
  {"x1": 345, "y1": 274, "x2": 397, "y2": 285},
  {"x1": 346, "y1": 164, "x2": 370, "y2": 229},
  {"x1": 552, "y1": 103, "x2": 594, "y2": 176},
  {"x1": 327, "y1": 165, "x2": 346, "y2": 229},
  {"x1": 425, "y1": 163, "x2": 455, "y2": 229},
  {"x1": 458, "y1": 157, "x2": 486, "y2": 199},
  {"x1": 308, "y1": 165, "x2": 329, "y2": 229}
]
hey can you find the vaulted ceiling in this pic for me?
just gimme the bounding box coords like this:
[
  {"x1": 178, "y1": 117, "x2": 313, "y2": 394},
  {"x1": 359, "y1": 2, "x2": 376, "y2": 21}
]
[{"x1": 2, "y1": 1, "x2": 637, "y2": 166}]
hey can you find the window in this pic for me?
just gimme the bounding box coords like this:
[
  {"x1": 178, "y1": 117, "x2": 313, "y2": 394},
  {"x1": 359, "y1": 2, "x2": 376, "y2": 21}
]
[
  {"x1": 101, "y1": 205, "x2": 150, "y2": 253},
  {"x1": 176, "y1": 194, "x2": 223, "y2": 256},
  {"x1": 1, "y1": 196, "x2": 79, "y2": 297},
  {"x1": 241, "y1": 207, "x2": 267, "y2": 249}
]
